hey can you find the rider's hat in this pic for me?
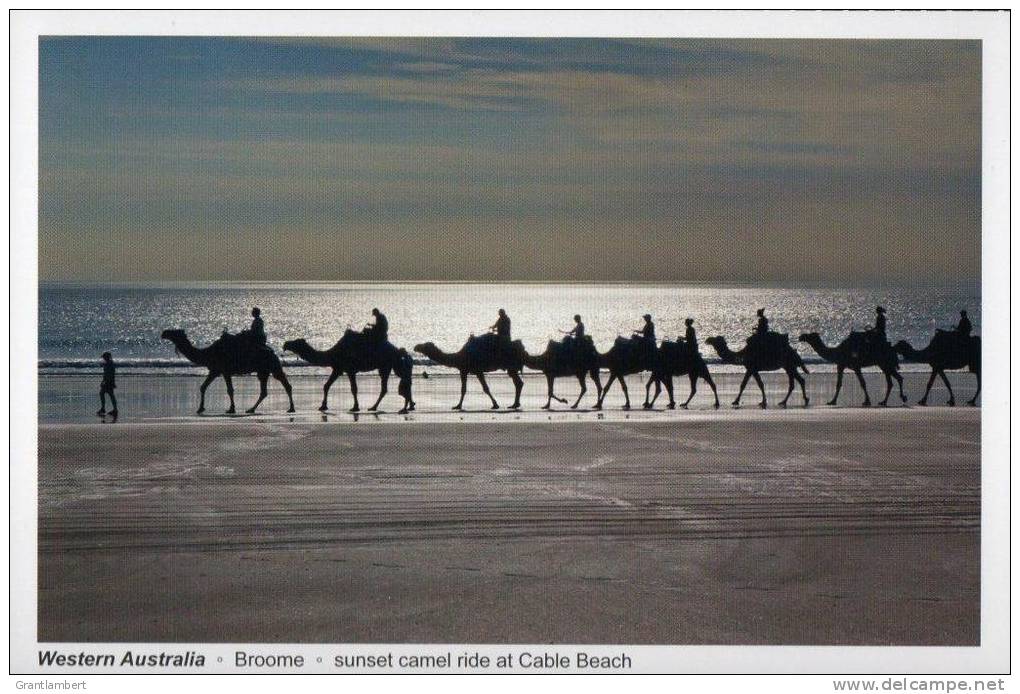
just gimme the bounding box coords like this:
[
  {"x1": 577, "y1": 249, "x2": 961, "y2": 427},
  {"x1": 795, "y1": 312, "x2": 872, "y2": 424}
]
[
  {"x1": 756, "y1": 308, "x2": 765, "y2": 317},
  {"x1": 643, "y1": 313, "x2": 652, "y2": 321},
  {"x1": 251, "y1": 306, "x2": 261, "y2": 316},
  {"x1": 876, "y1": 306, "x2": 886, "y2": 314},
  {"x1": 685, "y1": 318, "x2": 694, "y2": 326}
]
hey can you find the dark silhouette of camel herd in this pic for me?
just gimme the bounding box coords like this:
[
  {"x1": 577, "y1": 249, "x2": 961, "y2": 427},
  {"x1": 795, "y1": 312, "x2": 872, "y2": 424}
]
[{"x1": 160, "y1": 313, "x2": 981, "y2": 415}]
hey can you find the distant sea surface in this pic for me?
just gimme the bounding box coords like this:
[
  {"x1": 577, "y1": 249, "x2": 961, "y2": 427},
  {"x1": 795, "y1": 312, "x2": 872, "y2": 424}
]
[{"x1": 39, "y1": 282, "x2": 980, "y2": 374}]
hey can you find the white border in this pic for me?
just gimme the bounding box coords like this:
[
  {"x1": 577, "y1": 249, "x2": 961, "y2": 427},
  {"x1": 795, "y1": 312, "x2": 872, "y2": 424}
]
[{"x1": 8, "y1": 10, "x2": 1011, "y2": 676}]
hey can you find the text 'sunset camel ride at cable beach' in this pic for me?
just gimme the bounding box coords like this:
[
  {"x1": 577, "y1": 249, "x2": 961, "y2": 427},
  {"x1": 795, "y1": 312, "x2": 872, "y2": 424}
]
[
  {"x1": 895, "y1": 330, "x2": 981, "y2": 406},
  {"x1": 799, "y1": 331, "x2": 906, "y2": 407},
  {"x1": 414, "y1": 334, "x2": 525, "y2": 410},
  {"x1": 706, "y1": 332, "x2": 809, "y2": 408},
  {"x1": 161, "y1": 329, "x2": 295, "y2": 414},
  {"x1": 283, "y1": 331, "x2": 415, "y2": 414}
]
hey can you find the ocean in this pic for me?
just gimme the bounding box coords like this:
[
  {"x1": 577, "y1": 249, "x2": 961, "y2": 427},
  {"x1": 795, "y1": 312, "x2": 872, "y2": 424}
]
[{"x1": 40, "y1": 281, "x2": 980, "y2": 374}]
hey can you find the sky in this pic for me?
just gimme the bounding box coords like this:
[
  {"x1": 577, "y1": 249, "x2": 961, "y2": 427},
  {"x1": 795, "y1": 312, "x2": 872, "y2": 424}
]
[{"x1": 38, "y1": 37, "x2": 981, "y2": 284}]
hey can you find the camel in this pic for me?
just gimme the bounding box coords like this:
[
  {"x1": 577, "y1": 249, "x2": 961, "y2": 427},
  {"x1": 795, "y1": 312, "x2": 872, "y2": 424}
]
[
  {"x1": 521, "y1": 337, "x2": 602, "y2": 409},
  {"x1": 643, "y1": 339, "x2": 720, "y2": 409},
  {"x1": 894, "y1": 331, "x2": 981, "y2": 406},
  {"x1": 799, "y1": 331, "x2": 906, "y2": 407},
  {"x1": 593, "y1": 336, "x2": 659, "y2": 410},
  {"x1": 283, "y1": 330, "x2": 415, "y2": 413},
  {"x1": 706, "y1": 333, "x2": 809, "y2": 408},
  {"x1": 414, "y1": 333, "x2": 525, "y2": 410},
  {"x1": 161, "y1": 329, "x2": 295, "y2": 414}
]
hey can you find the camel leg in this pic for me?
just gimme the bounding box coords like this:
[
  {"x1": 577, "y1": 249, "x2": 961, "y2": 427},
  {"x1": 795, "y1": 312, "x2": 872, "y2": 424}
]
[
  {"x1": 347, "y1": 372, "x2": 360, "y2": 412},
  {"x1": 223, "y1": 374, "x2": 236, "y2": 414},
  {"x1": 571, "y1": 374, "x2": 587, "y2": 409},
  {"x1": 619, "y1": 375, "x2": 631, "y2": 409},
  {"x1": 369, "y1": 370, "x2": 389, "y2": 411},
  {"x1": 780, "y1": 370, "x2": 795, "y2": 407},
  {"x1": 796, "y1": 371, "x2": 808, "y2": 406},
  {"x1": 508, "y1": 371, "x2": 523, "y2": 409},
  {"x1": 197, "y1": 372, "x2": 217, "y2": 414},
  {"x1": 968, "y1": 371, "x2": 980, "y2": 406},
  {"x1": 247, "y1": 373, "x2": 269, "y2": 414},
  {"x1": 702, "y1": 368, "x2": 720, "y2": 409},
  {"x1": 543, "y1": 374, "x2": 555, "y2": 409},
  {"x1": 596, "y1": 373, "x2": 616, "y2": 409},
  {"x1": 275, "y1": 369, "x2": 295, "y2": 412},
  {"x1": 477, "y1": 373, "x2": 499, "y2": 409},
  {"x1": 643, "y1": 375, "x2": 657, "y2": 408},
  {"x1": 893, "y1": 371, "x2": 907, "y2": 404},
  {"x1": 663, "y1": 375, "x2": 675, "y2": 409},
  {"x1": 854, "y1": 368, "x2": 870, "y2": 407},
  {"x1": 754, "y1": 372, "x2": 768, "y2": 408},
  {"x1": 453, "y1": 372, "x2": 468, "y2": 410},
  {"x1": 879, "y1": 371, "x2": 893, "y2": 407},
  {"x1": 938, "y1": 370, "x2": 955, "y2": 406},
  {"x1": 919, "y1": 370, "x2": 938, "y2": 406},
  {"x1": 734, "y1": 371, "x2": 752, "y2": 407},
  {"x1": 681, "y1": 373, "x2": 698, "y2": 408},
  {"x1": 589, "y1": 369, "x2": 603, "y2": 405},
  {"x1": 829, "y1": 366, "x2": 844, "y2": 406},
  {"x1": 320, "y1": 369, "x2": 340, "y2": 411}
]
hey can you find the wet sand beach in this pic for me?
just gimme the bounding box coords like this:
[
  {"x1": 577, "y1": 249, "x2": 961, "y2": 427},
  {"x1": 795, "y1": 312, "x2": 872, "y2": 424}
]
[{"x1": 38, "y1": 406, "x2": 979, "y2": 645}]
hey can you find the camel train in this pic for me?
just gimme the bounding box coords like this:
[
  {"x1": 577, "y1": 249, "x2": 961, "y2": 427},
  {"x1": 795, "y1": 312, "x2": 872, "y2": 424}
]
[{"x1": 160, "y1": 310, "x2": 980, "y2": 414}]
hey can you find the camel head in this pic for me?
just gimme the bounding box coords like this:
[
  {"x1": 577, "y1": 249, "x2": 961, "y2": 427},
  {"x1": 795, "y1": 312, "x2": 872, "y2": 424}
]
[
  {"x1": 893, "y1": 340, "x2": 915, "y2": 358},
  {"x1": 705, "y1": 336, "x2": 727, "y2": 350},
  {"x1": 798, "y1": 332, "x2": 821, "y2": 345},
  {"x1": 414, "y1": 342, "x2": 439, "y2": 358},
  {"x1": 282, "y1": 339, "x2": 308, "y2": 354}
]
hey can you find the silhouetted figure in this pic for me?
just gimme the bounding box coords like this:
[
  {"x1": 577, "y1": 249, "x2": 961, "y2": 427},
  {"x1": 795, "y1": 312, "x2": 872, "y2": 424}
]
[
  {"x1": 896, "y1": 330, "x2": 980, "y2": 407},
  {"x1": 706, "y1": 335, "x2": 809, "y2": 408},
  {"x1": 957, "y1": 310, "x2": 972, "y2": 337},
  {"x1": 96, "y1": 351, "x2": 118, "y2": 417},
  {"x1": 161, "y1": 329, "x2": 295, "y2": 414},
  {"x1": 284, "y1": 331, "x2": 413, "y2": 414},
  {"x1": 365, "y1": 308, "x2": 389, "y2": 343},
  {"x1": 562, "y1": 314, "x2": 585, "y2": 340},
  {"x1": 633, "y1": 314, "x2": 655, "y2": 341},
  {"x1": 755, "y1": 308, "x2": 769, "y2": 336},
  {"x1": 873, "y1": 306, "x2": 887, "y2": 340},
  {"x1": 490, "y1": 308, "x2": 511, "y2": 340},
  {"x1": 250, "y1": 307, "x2": 266, "y2": 346},
  {"x1": 684, "y1": 318, "x2": 697, "y2": 350},
  {"x1": 414, "y1": 334, "x2": 525, "y2": 410},
  {"x1": 799, "y1": 331, "x2": 906, "y2": 407}
]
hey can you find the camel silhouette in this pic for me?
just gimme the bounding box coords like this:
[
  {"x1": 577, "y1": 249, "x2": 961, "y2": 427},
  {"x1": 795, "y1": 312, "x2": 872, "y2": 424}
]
[
  {"x1": 643, "y1": 338, "x2": 720, "y2": 409},
  {"x1": 593, "y1": 335, "x2": 659, "y2": 410},
  {"x1": 895, "y1": 331, "x2": 981, "y2": 406},
  {"x1": 521, "y1": 337, "x2": 602, "y2": 409},
  {"x1": 283, "y1": 331, "x2": 415, "y2": 414},
  {"x1": 161, "y1": 329, "x2": 295, "y2": 414},
  {"x1": 706, "y1": 334, "x2": 809, "y2": 408},
  {"x1": 414, "y1": 333, "x2": 525, "y2": 410},
  {"x1": 799, "y1": 332, "x2": 906, "y2": 407}
]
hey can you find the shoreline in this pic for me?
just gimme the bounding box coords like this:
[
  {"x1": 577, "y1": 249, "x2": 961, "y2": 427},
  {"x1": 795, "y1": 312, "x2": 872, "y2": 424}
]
[{"x1": 38, "y1": 412, "x2": 979, "y2": 645}]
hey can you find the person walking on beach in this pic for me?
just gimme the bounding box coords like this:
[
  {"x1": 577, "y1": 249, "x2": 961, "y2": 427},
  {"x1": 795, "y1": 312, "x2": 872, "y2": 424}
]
[
  {"x1": 249, "y1": 307, "x2": 266, "y2": 346},
  {"x1": 96, "y1": 351, "x2": 118, "y2": 417},
  {"x1": 683, "y1": 317, "x2": 698, "y2": 350},
  {"x1": 365, "y1": 308, "x2": 389, "y2": 343},
  {"x1": 956, "y1": 310, "x2": 972, "y2": 336}
]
